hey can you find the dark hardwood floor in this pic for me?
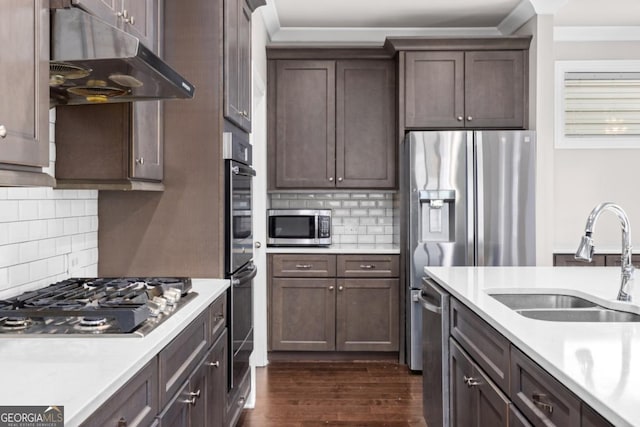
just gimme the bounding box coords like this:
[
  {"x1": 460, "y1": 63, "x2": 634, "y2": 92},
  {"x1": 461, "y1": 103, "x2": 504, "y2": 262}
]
[{"x1": 236, "y1": 361, "x2": 428, "y2": 427}]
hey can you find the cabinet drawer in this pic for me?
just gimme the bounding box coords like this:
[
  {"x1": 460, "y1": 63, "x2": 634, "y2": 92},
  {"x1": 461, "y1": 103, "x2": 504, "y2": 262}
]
[
  {"x1": 337, "y1": 254, "x2": 399, "y2": 277},
  {"x1": 159, "y1": 311, "x2": 209, "y2": 407},
  {"x1": 582, "y1": 403, "x2": 613, "y2": 427},
  {"x1": 80, "y1": 358, "x2": 158, "y2": 427},
  {"x1": 450, "y1": 298, "x2": 510, "y2": 393},
  {"x1": 271, "y1": 254, "x2": 336, "y2": 277},
  {"x1": 209, "y1": 293, "x2": 227, "y2": 343},
  {"x1": 510, "y1": 345, "x2": 580, "y2": 427}
]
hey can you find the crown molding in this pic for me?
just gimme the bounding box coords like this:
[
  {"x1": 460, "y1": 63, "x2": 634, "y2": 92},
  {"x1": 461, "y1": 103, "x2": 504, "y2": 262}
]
[
  {"x1": 497, "y1": 0, "x2": 536, "y2": 35},
  {"x1": 267, "y1": 26, "x2": 502, "y2": 46},
  {"x1": 554, "y1": 26, "x2": 640, "y2": 41},
  {"x1": 528, "y1": 0, "x2": 569, "y2": 14}
]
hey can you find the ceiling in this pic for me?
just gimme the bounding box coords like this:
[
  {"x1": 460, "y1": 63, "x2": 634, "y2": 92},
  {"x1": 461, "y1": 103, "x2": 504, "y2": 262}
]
[{"x1": 270, "y1": 0, "x2": 639, "y2": 29}]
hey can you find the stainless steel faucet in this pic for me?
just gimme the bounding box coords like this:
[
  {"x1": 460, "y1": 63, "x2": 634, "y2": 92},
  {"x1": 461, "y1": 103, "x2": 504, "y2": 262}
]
[{"x1": 575, "y1": 202, "x2": 634, "y2": 302}]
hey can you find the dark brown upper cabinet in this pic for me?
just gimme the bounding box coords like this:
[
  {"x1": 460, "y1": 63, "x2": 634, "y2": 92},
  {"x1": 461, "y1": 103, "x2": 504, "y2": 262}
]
[
  {"x1": 54, "y1": 0, "x2": 163, "y2": 191},
  {"x1": 268, "y1": 56, "x2": 396, "y2": 190},
  {"x1": 224, "y1": 0, "x2": 253, "y2": 132},
  {"x1": 405, "y1": 50, "x2": 526, "y2": 129},
  {"x1": 71, "y1": 0, "x2": 157, "y2": 51},
  {"x1": 0, "y1": 0, "x2": 53, "y2": 187}
]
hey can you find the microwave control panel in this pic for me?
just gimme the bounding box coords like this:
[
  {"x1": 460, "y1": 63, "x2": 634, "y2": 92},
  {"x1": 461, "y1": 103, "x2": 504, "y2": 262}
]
[{"x1": 319, "y1": 216, "x2": 331, "y2": 238}]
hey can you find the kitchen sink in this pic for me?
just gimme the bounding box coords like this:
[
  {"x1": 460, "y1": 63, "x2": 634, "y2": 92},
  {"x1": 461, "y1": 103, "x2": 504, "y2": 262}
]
[
  {"x1": 489, "y1": 292, "x2": 640, "y2": 322},
  {"x1": 517, "y1": 308, "x2": 640, "y2": 322},
  {"x1": 490, "y1": 293, "x2": 598, "y2": 310}
]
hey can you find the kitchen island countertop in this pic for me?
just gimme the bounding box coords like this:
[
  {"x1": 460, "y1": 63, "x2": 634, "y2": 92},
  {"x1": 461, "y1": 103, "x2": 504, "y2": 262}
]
[
  {"x1": 425, "y1": 266, "x2": 640, "y2": 427},
  {"x1": 0, "y1": 278, "x2": 229, "y2": 427}
]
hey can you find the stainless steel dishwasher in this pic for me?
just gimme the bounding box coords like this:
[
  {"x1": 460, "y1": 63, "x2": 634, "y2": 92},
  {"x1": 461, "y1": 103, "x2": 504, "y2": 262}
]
[{"x1": 418, "y1": 277, "x2": 450, "y2": 427}]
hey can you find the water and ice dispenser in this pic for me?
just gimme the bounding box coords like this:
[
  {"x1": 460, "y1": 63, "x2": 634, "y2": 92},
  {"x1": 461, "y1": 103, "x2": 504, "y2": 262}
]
[{"x1": 419, "y1": 190, "x2": 455, "y2": 242}]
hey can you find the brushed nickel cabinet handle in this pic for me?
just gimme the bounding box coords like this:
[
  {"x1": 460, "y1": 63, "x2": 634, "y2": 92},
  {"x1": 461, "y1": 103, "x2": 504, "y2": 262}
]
[
  {"x1": 329, "y1": 177, "x2": 334, "y2": 182},
  {"x1": 328, "y1": 285, "x2": 334, "y2": 291},
  {"x1": 338, "y1": 286, "x2": 344, "y2": 291},
  {"x1": 467, "y1": 116, "x2": 473, "y2": 121},
  {"x1": 0, "y1": 125, "x2": 6, "y2": 138},
  {"x1": 182, "y1": 397, "x2": 197, "y2": 405},
  {"x1": 532, "y1": 392, "x2": 553, "y2": 413},
  {"x1": 207, "y1": 361, "x2": 220, "y2": 368},
  {"x1": 463, "y1": 375, "x2": 480, "y2": 387},
  {"x1": 359, "y1": 264, "x2": 375, "y2": 270},
  {"x1": 295, "y1": 264, "x2": 312, "y2": 269},
  {"x1": 338, "y1": 177, "x2": 343, "y2": 182},
  {"x1": 457, "y1": 116, "x2": 463, "y2": 122},
  {"x1": 135, "y1": 157, "x2": 144, "y2": 165},
  {"x1": 188, "y1": 389, "x2": 201, "y2": 399}
]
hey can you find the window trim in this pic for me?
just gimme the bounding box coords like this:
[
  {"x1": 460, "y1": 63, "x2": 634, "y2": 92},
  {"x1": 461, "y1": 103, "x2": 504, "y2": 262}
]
[{"x1": 555, "y1": 60, "x2": 640, "y2": 149}]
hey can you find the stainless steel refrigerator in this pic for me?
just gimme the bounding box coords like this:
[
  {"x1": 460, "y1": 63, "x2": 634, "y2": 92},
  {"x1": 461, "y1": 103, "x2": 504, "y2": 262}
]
[{"x1": 405, "y1": 130, "x2": 536, "y2": 371}]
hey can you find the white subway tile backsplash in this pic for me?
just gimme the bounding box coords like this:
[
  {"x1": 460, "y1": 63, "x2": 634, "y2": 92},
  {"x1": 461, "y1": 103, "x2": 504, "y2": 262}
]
[
  {"x1": 38, "y1": 200, "x2": 56, "y2": 219},
  {"x1": 8, "y1": 264, "x2": 29, "y2": 286},
  {"x1": 85, "y1": 200, "x2": 98, "y2": 215},
  {"x1": 71, "y1": 200, "x2": 86, "y2": 216},
  {"x1": 9, "y1": 222, "x2": 29, "y2": 244},
  {"x1": 269, "y1": 191, "x2": 399, "y2": 248},
  {"x1": 19, "y1": 241, "x2": 39, "y2": 264},
  {"x1": 55, "y1": 200, "x2": 71, "y2": 217},
  {"x1": 39, "y1": 238, "x2": 56, "y2": 259},
  {"x1": 55, "y1": 236, "x2": 72, "y2": 255},
  {"x1": 0, "y1": 268, "x2": 8, "y2": 288},
  {"x1": 63, "y1": 218, "x2": 79, "y2": 235},
  {"x1": 0, "y1": 223, "x2": 8, "y2": 245},
  {"x1": 0, "y1": 245, "x2": 20, "y2": 268},
  {"x1": 0, "y1": 189, "x2": 7, "y2": 199},
  {"x1": 7, "y1": 188, "x2": 29, "y2": 200},
  {"x1": 28, "y1": 220, "x2": 48, "y2": 241},
  {"x1": 29, "y1": 259, "x2": 48, "y2": 282},
  {"x1": 0, "y1": 201, "x2": 19, "y2": 222}
]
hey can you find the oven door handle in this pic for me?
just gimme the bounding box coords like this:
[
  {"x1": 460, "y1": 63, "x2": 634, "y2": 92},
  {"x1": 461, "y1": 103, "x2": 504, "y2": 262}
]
[
  {"x1": 232, "y1": 264, "x2": 257, "y2": 287},
  {"x1": 232, "y1": 163, "x2": 256, "y2": 177}
]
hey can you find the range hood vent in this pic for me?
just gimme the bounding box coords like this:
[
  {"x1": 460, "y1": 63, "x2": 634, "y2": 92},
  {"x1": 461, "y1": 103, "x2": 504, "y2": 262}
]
[{"x1": 50, "y1": 7, "x2": 195, "y2": 105}]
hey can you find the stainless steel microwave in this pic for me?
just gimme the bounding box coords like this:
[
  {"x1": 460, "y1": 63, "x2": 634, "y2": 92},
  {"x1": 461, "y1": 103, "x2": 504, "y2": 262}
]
[{"x1": 267, "y1": 209, "x2": 331, "y2": 246}]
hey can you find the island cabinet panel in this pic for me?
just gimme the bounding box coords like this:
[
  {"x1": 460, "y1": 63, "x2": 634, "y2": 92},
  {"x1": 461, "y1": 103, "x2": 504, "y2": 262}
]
[
  {"x1": 79, "y1": 358, "x2": 159, "y2": 427},
  {"x1": 272, "y1": 60, "x2": 336, "y2": 189},
  {"x1": 156, "y1": 380, "x2": 190, "y2": 427},
  {"x1": 450, "y1": 299, "x2": 510, "y2": 393},
  {"x1": 450, "y1": 339, "x2": 509, "y2": 427},
  {"x1": 510, "y1": 345, "x2": 581, "y2": 427},
  {"x1": 269, "y1": 254, "x2": 400, "y2": 354},
  {"x1": 403, "y1": 50, "x2": 527, "y2": 130},
  {"x1": 553, "y1": 254, "x2": 605, "y2": 266},
  {"x1": 206, "y1": 331, "x2": 228, "y2": 427},
  {"x1": 509, "y1": 404, "x2": 533, "y2": 427}
]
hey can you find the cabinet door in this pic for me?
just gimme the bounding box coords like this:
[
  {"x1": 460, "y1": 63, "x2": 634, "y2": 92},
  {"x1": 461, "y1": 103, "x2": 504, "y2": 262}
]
[
  {"x1": 131, "y1": 101, "x2": 163, "y2": 180},
  {"x1": 224, "y1": 0, "x2": 252, "y2": 131},
  {"x1": 72, "y1": 0, "x2": 120, "y2": 26},
  {"x1": 336, "y1": 60, "x2": 396, "y2": 188},
  {"x1": 404, "y1": 51, "x2": 464, "y2": 128},
  {"x1": 336, "y1": 278, "x2": 399, "y2": 351},
  {"x1": 0, "y1": 0, "x2": 49, "y2": 168},
  {"x1": 272, "y1": 60, "x2": 336, "y2": 188},
  {"x1": 464, "y1": 51, "x2": 525, "y2": 128},
  {"x1": 206, "y1": 331, "x2": 228, "y2": 427},
  {"x1": 157, "y1": 380, "x2": 190, "y2": 427},
  {"x1": 450, "y1": 339, "x2": 509, "y2": 427},
  {"x1": 79, "y1": 358, "x2": 158, "y2": 427},
  {"x1": 122, "y1": 0, "x2": 157, "y2": 52},
  {"x1": 270, "y1": 277, "x2": 336, "y2": 351},
  {"x1": 189, "y1": 361, "x2": 207, "y2": 427}
]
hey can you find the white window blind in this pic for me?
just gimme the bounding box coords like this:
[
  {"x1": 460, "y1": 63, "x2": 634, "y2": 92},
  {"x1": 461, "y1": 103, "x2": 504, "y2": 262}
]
[{"x1": 555, "y1": 61, "x2": 640, "y2": 149}]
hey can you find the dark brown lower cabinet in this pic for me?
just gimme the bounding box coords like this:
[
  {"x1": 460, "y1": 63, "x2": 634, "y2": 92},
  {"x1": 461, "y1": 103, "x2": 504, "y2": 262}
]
[
  {"x1": 157, "y1": 380, "x2": 190, "y2": 427},
  {"x1": 269, "y1": 254, "x2": 400, "y2": 353},
  {"x1": 207, "y1": 331, "x2": 228, "y2": 427},
  {"x1": 450, "y1": 338, "x2": 509, "y2": 427}
]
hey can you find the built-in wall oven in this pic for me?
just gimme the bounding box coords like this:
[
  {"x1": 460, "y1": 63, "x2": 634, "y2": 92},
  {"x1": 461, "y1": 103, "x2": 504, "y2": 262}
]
[{"x1": 223, "y1": 123, "x2": 256, "y2": 417}]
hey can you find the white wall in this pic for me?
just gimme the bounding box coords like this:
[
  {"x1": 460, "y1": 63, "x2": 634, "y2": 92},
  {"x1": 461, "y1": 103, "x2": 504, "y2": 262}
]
[
  {"x1": 553, "y1": 40, "x2": 640, "y2": 252},
  {"x1": 0, "y1": 110, "x2": 98, "y2": 299}
]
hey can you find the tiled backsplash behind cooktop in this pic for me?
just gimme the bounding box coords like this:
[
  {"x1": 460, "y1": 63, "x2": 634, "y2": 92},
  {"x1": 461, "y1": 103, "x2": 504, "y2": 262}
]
[{"x1": 269, "y1": 192, "x2": 399, "y2": 246}]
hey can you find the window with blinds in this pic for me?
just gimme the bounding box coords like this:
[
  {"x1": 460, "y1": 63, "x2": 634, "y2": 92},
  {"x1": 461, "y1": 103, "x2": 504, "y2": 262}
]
[{"x1": 555, "y1": 61, "x2": 640, "y2": 149}]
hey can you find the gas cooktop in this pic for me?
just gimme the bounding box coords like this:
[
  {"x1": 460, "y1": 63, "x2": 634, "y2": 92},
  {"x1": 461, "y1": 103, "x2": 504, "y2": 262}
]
[{"x1": 0, "y1": 277, "x2": 196, "y2": 337}]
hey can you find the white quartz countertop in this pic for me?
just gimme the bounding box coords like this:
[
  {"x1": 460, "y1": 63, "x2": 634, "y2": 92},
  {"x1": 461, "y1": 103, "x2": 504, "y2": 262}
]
[
  {"x1": 0, "y1": 278, "x2": 229, "y2": 427},
  {"x1": 424, "y1": 266, "x2": 640, "y2": 427},
  {"x1": 266, "y1": 244, "x2": 400, "y2": 254}
]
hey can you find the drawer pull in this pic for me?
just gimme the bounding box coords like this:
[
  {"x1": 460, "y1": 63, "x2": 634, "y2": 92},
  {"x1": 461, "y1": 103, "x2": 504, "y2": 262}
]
[
  {"x1": 359, "y1": 264, "x2": 376, "y2": 270},
  {"x1": 532, "y1": 392, "x2": 554, "y2": 414},
  {"x1": 329, "y1": 285, "x2": 335, "y2": 291},
  {"x1": 463, "y1": 375, "x2": 481, "y2": 387},
  {"x1": 188, "y1": 389, "x2": 201, "y2": 399},
  {"x1": 207, "y1": 360, "x2": 220, "y2": 368},
  {"x1": 182, "y1": 397, "x2": 197, "y2": 405},
  {"x1": 295, "y1": 264, "x2": 312, "y2": 269}
]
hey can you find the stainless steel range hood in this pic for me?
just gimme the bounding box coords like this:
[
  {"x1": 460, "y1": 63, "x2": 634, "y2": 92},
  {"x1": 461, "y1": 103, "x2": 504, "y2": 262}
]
[{"x1": 50, "y1": 7, "x2": 195, "y2": 105}]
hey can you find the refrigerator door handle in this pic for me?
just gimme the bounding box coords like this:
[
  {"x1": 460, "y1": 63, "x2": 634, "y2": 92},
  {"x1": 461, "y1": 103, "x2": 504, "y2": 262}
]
[
  {"x1": 466, "y1": 131, "x2": 475, "y2": 266},
  {"x1": 475, "y1": 132, "x2": 485, "y2": 266}
]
